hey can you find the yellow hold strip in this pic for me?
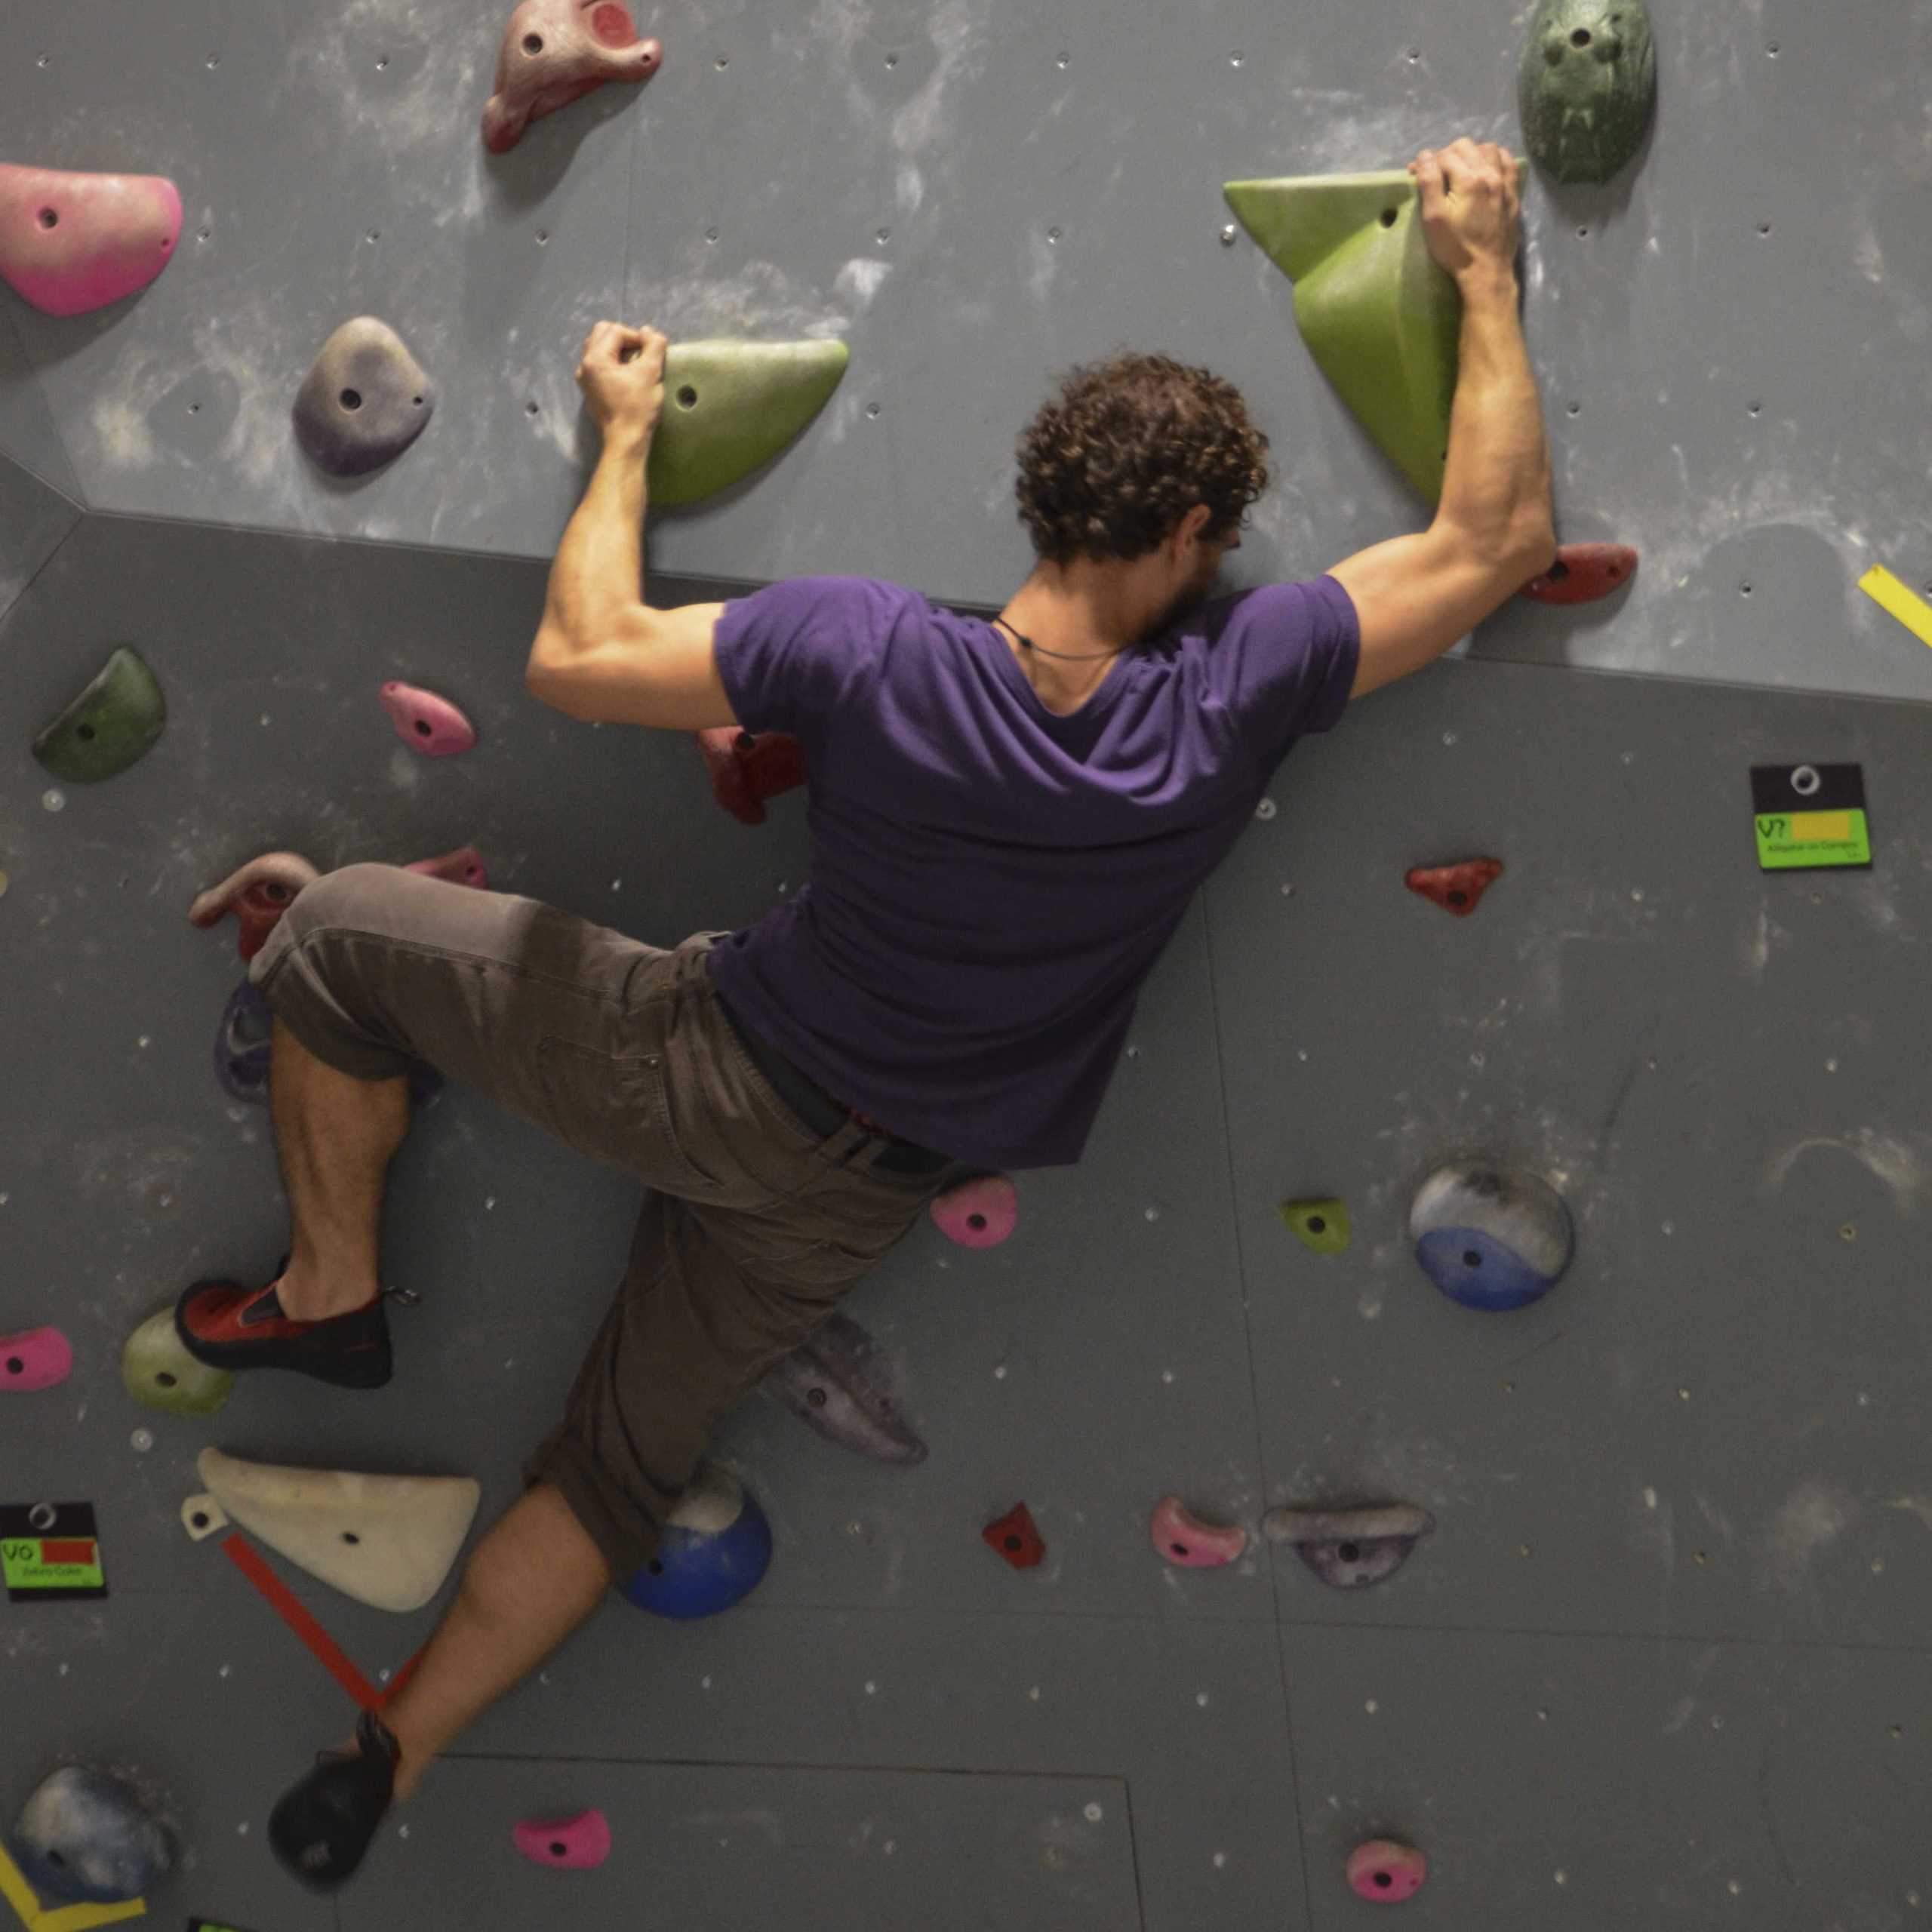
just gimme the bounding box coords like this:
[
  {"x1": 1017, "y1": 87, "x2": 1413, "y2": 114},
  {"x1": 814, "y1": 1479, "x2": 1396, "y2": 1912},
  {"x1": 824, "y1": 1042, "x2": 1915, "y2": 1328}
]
[
  {"x1": 0, "y1": 1839, "x2": 146, "y2": 1932},
  {"x1": 1859, "y1": 565, "x2": 1932, "y2": 648}
]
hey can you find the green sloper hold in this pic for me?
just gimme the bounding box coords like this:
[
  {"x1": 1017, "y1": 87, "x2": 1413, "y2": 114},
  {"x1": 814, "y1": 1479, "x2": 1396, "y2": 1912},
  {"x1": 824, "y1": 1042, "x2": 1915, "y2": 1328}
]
[
  {"x1": 122, "y1": 1309, "x2": 232, "y2": 1415},
  {"x1": 1280, "y1": 1198, "x2": 1351, "y2": 1254},
  {"x1": 1223, "y1": 163, "x2": 1524, "y2": 506},
  {"x1": 32, "y1": 646, "x2": 166, "y2": 783},
  {"x1": 1519, "y1": 0, "x2": 1657, "y2": 186},
  {"x1": 648, "y1": 340, "x2": 849, "y2": 509}
]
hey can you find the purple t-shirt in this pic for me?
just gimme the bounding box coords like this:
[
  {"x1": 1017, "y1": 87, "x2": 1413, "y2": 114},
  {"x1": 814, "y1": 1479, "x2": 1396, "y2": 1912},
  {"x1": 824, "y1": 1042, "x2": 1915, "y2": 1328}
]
[{"x1": 709, "y1": 574, "x2": 1359, "y2": 1168}]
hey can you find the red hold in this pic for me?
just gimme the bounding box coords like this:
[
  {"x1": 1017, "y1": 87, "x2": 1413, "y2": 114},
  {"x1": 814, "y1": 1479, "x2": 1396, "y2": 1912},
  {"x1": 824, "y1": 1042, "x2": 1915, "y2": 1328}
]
[
  {"x1": 483, "y1": 0, "x2": 663, "y2": 154},
  {"x1": 695, "y1": 728, "x2": 807, "y2": 826},
  {"x1": 406, "y1": 845, "x2": 488, "y2": 889},
  {"x1": 189, "y1": 851, "x2": 321, "y2": 961},
  {"x1": 1518, "y1": 543, "x2": 1639, "y2": 605},
  {"x1": 1405, "y1": 858, "x2": 1503, "y2": 918},
  {"x1": 983, "y1": 1503, "x2": 1045, "y2": 1570}
]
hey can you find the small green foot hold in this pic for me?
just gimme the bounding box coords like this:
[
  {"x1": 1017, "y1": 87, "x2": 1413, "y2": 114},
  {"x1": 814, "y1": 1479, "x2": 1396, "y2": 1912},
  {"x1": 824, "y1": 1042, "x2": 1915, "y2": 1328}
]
[
  {"x1": 32, "y1": 647, "x2": 166, "y2": 783},
  {"x1": 1280, "y1": 1197, "x2": 1350, "y2": 1254},
  {"x1": 648, "y1": 340, "x2": 849, "y2": 507},
  {"x1": 122, "y1": 1307, "x2": 232, "y2": 1415}
]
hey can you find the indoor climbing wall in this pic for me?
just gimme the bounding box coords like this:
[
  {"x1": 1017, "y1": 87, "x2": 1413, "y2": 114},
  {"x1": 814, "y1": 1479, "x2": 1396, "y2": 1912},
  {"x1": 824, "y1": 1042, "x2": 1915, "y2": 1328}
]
[{"x1": 4, "y1": 0, "x2": 1932, "y2": 1928}]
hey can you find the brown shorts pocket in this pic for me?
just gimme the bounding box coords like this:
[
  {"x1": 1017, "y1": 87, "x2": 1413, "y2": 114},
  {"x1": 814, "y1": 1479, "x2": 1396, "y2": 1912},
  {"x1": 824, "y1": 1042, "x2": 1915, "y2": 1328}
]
[{"x1": 534, "y1": 1035, "x2": 724, "y2": 1192}]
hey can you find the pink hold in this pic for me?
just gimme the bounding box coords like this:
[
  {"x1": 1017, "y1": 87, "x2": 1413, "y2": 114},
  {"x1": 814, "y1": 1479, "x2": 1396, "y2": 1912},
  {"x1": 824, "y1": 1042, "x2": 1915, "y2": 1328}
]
[
  {"x1": 512, "y1": 1810, "x2": 612, "y2": 1870},
  {"x1": 482, "y1": 0, "x2": 663, "y2": 155},
  {"x1": 1347, "y1": 1839, "x2": 1427, "y2": 1903},
  {"x1": 1149, "y1": 1495, "x2": 1247, "y2": 1568},
  {"x1": 0, "y1": 1327, "x2": 75, "y2": 1393},
  {"x1": 380, "y1": 681, "x2": 477, "y2": 758},
  {"x1": 0, "y1": 165, "x2": 183, "y2": 318},
  {"x1": 930, "y1": 1174, "x2": 1017, "y2": 1249},
  {"x1": 406, "y1": 844, "x2": 488, "y2": 889}
]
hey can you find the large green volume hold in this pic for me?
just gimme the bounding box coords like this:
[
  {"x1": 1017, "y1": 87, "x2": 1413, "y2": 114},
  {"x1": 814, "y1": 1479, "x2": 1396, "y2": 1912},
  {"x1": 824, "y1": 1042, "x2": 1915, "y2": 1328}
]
[
  {"x1": 648, "y1": 340, "x2": 849, "y2": 508},
  {"x1": 1224, "y1": 165, "x2": 1523, "y2": 504},
  {"x1": 32, "y1": 646, "x2": 166, "y2": 782},
  {"x1": 1518, "y1": 0, "x2": 1657, "y2": 186}
]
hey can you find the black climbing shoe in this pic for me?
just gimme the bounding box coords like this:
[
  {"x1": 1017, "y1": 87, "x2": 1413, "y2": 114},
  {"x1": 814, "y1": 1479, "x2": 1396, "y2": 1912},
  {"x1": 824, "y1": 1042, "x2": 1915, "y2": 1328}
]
[
  {"x1": 175, "y1": 1264, "x2": 394, "y2": 1390},
  {"x1": 269, "y1": 1708, "x2": 401, "y2": 1891}
]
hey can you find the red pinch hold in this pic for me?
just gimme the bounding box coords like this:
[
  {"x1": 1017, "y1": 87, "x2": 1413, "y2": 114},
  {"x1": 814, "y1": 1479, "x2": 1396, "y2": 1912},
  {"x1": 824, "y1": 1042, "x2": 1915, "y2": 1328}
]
[
  {"x1": 406, "y1": 845, "x2": 488, "y2": 889},
  {"x1": 983, "y1": 1503, "x2": 1045, "y2": 1570},
  {"x1": 482, "y1": 0, "x2": 664, "y2": 154},
  {"x1": 188, "y1": 851, "x2": 321, "y2": 961},
  {"x1": 1405, "y1": 858, "x2": 1503, "y2": 918},
  {"x1": 1518, "y1": 543, "x2": 1639, "y2": 605},
  {"x1": 695, "y1": 728, "x2": 807, "y2": 826}
]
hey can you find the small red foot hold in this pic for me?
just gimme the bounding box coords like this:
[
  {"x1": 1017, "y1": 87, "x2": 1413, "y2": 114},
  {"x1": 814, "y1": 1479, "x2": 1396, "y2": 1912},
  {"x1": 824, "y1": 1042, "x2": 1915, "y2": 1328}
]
[
  {"x1": 983, "y1": 1503, "x2": 1045, "y2": 1570},
  {"x1": 1518, "y1": 543, "x2": 1639, "y2": 605},
  {"x1": 482, "y1": 0, "x2": 664, "y2": 155},
  {"x1": 1405, "y1": 858, "x2": 1503, "y2": 918},
  {"x1": 188, "y1": 852, "x2": 320, "y2": 961},
  {"x1": 406, "y1": 845, "x2": 488, "y2": 889},
  {"x1": 695, "y1": 728, "x2": 807, "y2": 826}
]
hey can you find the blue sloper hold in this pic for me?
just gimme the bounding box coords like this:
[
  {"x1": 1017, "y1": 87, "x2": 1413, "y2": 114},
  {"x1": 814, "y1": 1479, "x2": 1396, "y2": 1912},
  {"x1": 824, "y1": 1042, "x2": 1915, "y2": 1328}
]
[
  {"x1": 8, "y1": 1766, "x2": 172, "y2": 1905},
  {"x1": 1409, "y1": 1161, "x2": 1574, "y2": 1312},
  {"x1": 620, "y1": 1467, "x2": 772, "y2": 1620},
  {"x1": 762, "y1": 1312, "x2": 928, "y2": 1466}
]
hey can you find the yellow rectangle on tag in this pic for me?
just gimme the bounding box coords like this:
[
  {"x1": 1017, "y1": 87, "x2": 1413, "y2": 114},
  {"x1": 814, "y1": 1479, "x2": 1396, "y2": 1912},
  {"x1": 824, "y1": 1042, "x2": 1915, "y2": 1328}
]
[
  {"x1": 1789, "y1": 811, "x2": 1854, "y2": 843},
  {"x1": 1859, "y1": 565, "x2": 1932, "y2": 648}
]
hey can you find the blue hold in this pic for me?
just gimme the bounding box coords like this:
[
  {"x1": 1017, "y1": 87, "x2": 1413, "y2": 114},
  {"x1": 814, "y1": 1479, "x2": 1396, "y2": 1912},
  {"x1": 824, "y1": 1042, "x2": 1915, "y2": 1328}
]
[
  {"x1": 215, "y1": 977, "x2": 441, "y2": 1111},
  {"x1": 9, "y1": 1766, "x2": 171, "y2": 1905},
  {"x1": 1409, "y1": 1161, "x2": 1574, "y2": 1312},
  {"x1": 620, "y1": 1469, "x2": 772, "y2": 1620}
]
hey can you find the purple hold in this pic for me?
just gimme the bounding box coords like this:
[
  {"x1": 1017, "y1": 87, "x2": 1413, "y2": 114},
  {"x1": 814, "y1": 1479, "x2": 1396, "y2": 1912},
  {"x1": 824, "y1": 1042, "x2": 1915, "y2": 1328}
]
[
  {"x1": 762, "y1": 1312, "x2": 928, "y2": 1466},
  {"x1": 214, "y1": 977, "x2": 442, "y2": 1110}
]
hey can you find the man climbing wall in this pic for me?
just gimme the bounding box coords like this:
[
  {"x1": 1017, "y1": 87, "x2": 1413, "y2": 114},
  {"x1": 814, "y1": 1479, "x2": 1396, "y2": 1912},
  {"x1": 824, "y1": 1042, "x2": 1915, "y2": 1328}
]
[{"x1": 173, "y1": 137, "x2": 1555, "y2": 1889}]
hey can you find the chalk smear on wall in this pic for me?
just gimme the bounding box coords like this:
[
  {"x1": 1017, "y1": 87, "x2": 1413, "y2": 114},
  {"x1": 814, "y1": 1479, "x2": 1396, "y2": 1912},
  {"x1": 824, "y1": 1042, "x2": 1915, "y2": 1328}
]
[
  {"x1": 1760, "y1": 1478, "x2": 1857, "y2": 1593},
  {"x1": 1761, "y1": 1128, "x2": 1932, "y2": 1216}
]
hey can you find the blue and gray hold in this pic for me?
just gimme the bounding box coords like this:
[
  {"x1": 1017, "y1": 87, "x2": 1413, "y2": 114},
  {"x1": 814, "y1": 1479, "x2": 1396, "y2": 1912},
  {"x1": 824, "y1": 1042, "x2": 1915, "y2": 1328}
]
[
  {"x1": 8, "y1": 1766, "x2": 172, "y2": 1905},
  {"x1": 762, "y1": 1313, "x2": 928, "y2": 1466},
  {"x1": 1409, "y1": 1161, "x2": 1574, "y2": 1312},
  {"x1": 216, "y1": 977, "x2": 440, "y2": 1110},
  {"x1": 621, "y1": 1466, "x2": 772, "y2": 1620}
]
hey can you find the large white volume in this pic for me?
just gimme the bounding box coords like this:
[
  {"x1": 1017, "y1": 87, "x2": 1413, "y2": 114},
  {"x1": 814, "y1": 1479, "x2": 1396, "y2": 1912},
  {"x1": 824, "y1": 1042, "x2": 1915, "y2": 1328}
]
[{"x1": 198, "y1": 1447, "x2": 481, "y2": 1613}]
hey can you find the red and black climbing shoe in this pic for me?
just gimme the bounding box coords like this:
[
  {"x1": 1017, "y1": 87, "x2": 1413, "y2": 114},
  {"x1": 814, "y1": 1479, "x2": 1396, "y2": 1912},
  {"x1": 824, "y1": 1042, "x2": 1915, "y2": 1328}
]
[
  {"x1": 269, "y1": 1708, "x2": 401, "y2": 1892},
  {"x1": 174, "y1": 1269, "x2": 394, "y2": 1390}
]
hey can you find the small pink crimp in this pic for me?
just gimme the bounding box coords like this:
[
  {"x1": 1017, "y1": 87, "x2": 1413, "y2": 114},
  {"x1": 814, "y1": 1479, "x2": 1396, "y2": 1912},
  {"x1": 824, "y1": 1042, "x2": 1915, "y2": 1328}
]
[
  {"x1": 1347, "y1": 1839, "x2": 1427, "y2": 1903},
  {"x1": 380, "y1": 681, "x2": 477, "y2": 757},
  {"x1": 513, "y1": 1809, "x2": 612, "y2": 1870},
  {"x1": 930, "y1": 1174, "x2": 1017, "y2": 1249},
  {"x1": 406, "y1": 845, "x2": 488, "y2": 889},
  {"x1": 1, "y1": 1327, "x2": 75, "y2": 1393},
  {"x1": 1149, "y1": 1495, "x2": 1247, "y2": 1568}
]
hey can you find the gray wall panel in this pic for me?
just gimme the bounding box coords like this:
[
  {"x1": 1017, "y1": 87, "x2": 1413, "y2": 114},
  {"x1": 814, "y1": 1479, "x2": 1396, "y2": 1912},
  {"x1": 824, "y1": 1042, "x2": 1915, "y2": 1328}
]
[
  {"x1": 0, "y1": 447, "x2": 78, "y2": 626},
  {"x1": 0, "y1": 301, "x2": 82, "y2": 500}
]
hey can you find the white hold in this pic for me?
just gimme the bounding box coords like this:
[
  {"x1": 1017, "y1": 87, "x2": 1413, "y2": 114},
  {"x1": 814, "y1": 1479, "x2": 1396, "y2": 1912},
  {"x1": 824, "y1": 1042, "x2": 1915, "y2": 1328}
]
[
  {"x1": 181, "y1": 1494, "x2": 228, "y2": 1541},
  {"x1": 197, "y1": 1447, "x2": 480, "y2": 1613},
  {"x1": 669, "y1": 1466, "x2": 746, "y2": 1536}
]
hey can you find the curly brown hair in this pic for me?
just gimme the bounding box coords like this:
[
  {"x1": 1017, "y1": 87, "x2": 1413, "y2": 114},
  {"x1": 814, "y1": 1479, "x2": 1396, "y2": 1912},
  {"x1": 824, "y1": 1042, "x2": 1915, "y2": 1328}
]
[{"x1": 1014, "y1": 351, "x2": 1270, "y2": 565}]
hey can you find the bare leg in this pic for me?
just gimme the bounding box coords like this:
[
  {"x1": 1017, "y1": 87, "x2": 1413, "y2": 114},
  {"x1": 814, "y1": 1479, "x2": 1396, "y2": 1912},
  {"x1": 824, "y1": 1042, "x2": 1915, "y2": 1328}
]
[
  {"x1": 266, "y1": 1017, "x2": 410, "y2": 1321},
  {"x1": 377, "y1": 1484, "x2": 612, "y2": 1800}
]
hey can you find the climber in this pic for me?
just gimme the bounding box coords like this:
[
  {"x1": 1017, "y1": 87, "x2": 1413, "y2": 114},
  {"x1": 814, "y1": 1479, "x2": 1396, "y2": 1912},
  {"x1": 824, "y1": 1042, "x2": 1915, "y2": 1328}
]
[{"x1": 174, "y1": 137, "x2": 1552, "y2": 1890}]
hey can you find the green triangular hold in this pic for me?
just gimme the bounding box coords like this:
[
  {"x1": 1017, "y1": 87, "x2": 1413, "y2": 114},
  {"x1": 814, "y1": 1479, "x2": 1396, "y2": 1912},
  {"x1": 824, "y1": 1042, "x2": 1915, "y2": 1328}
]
[
  {"x1": 1280, "y1": 1197, "x2": 1351, "y2": 1254},
  {"x1": 648, "y1": 340, "x2": 849, "y2": 509},
  {"x1": 32, "y1": 645, "x2": 166, "y2": 783},
  {"x1": 1223, "y1": 163, "x2": 1523, "y2": 505}
]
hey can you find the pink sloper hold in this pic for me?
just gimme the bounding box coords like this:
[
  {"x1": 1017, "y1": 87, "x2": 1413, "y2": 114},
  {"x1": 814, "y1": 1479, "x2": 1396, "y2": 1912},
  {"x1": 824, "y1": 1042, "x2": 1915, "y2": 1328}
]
[
  {"x1": 1, "y1": 1327, "x2": 74, "y2": 1393},
  {"x1": 380, "y1": 681, "x2": 477, "y2": 757},
  {"x1": 930, "y1": 1174, "x2": 1017, "y2": 1249},
  {"x1": 1347, "y1": 1839, "x2": 1427, "y2": 1903},
  {"x1": 482, "y1": 0, "x2": 663, "y2": 154},
  {"x1": 513, "y1": 1810, "x2": 612, "y2": 1869},
  {"x1": 0, "y1": 165, "x2": 182, "y2": 318},
  {"x1": 1149, "y1": 1495, "x2": 1247, "y2": 1568},
  {"x1": 406, "y1": 845, "x2": 488, "y2": 889}
]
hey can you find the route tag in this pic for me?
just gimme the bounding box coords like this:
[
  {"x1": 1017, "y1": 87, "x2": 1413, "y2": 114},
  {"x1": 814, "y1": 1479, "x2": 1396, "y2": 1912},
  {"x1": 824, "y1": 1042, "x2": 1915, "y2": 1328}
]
[
  {"x1": 1750, "y1": 764, "x2": 1871, "y2": 872},
  {"x1": 1, "y1": 1502, "x2": 107, "y2": 1601}
]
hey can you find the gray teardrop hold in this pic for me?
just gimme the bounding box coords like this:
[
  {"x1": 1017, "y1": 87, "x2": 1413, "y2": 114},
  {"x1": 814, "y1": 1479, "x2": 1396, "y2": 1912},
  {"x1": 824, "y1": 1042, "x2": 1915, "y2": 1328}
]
[{"x1": 294, "y1": 317, "x2": 435, "y2": 477}]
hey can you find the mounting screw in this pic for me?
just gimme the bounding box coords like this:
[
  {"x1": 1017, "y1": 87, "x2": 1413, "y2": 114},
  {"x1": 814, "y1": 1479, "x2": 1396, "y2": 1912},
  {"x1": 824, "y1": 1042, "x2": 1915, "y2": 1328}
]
[{"x1": 1220, "y1": 223, "x2": 1238, "y2": 246}]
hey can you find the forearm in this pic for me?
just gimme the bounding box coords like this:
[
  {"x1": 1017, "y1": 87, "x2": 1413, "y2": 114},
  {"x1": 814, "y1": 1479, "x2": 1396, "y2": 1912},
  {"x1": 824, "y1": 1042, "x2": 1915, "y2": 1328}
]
[
  {"x1": 1435, "y1": 267, "x2": 1555, "y2": 552},
  {"x1": 534, "y1": 428, "x2": 651, "y2": 666}
]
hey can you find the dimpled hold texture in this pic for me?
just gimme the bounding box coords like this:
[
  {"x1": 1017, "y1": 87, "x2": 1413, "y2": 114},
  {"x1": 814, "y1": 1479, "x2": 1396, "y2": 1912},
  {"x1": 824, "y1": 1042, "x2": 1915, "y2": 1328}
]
[{"x1": 294, "y1": 317, "x2": 435, "y2": 478}]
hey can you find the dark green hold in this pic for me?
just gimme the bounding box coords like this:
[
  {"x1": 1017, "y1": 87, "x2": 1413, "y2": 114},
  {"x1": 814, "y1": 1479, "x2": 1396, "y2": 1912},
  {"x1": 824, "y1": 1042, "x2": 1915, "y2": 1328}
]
[
  {"x1": 32, "y1": 646, "x2": 166, "y2": 782},
  {"x1": 1518, "y1": 0, "x2": 1657, "y2": 186}
]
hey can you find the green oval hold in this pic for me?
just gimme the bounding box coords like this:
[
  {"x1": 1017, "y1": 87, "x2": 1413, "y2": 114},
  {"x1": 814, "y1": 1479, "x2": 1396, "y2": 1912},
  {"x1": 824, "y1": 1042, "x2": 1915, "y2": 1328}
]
[
  {"x1": 1518, "y1": 0, "x2": 1657, "y2": 186},
  {"x1": 32, "y1": 646, "x2": 166, "y2": 783},
  {"x1": 1280, "y1": 1197, "x2": 1351, "y2": 1255},
  {"x1": 648, "y1": 340, "x2": 849, "y2": 509},
  {"x1": 122, "y1": 1308, "x2": 232, "y2": 1416}
]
